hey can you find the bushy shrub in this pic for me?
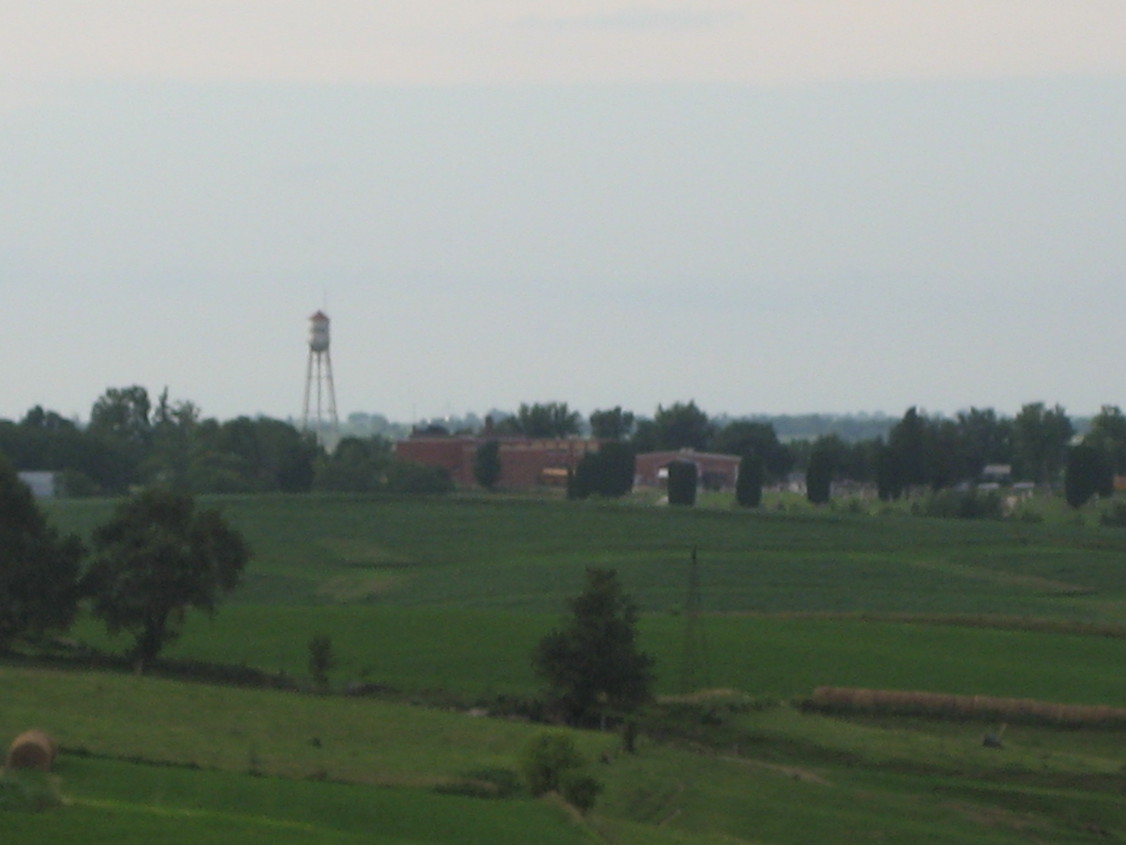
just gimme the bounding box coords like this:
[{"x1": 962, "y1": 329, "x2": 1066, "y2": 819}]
[
  {"x1": 560, "y1": 770, "x2": 603, "y2": 813},
  {"x1": 914, "y1": 488, "x2": 1003, "y2": 520},
  {"x1": 518, "y1": 732, "x2": 603, "y2": 812},
  {"x1": 1100, "y1": 501, "x2": 1126, "y2": 528},
  {"x1": 519, "y1": 732, "x2": 583, "y2": 797}
]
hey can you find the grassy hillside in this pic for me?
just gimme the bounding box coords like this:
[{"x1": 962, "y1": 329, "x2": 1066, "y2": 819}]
[
  {"x1": 12, "y1": 492, "x2": 1124, "y2": 843},
  {"x1": 4, "y1": 668, "x2": 1124, "y2": 844},
  {"x1": 3, "y1": 756, "x2": 594, "y2": 845}
]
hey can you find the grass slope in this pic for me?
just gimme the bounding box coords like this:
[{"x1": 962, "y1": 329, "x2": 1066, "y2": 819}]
[
  {"x1": 3, "y1": 667, "x2": 1124, "y2": 844},
  {"x1": 3, "y1": 756, "x2": 592, "y2": 845}
]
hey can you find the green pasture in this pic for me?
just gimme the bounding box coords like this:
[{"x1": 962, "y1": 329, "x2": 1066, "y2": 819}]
[
  {"x1": 45, "y1": 493, "x2": 1126, "y2": 620},
  {"x1": 44, "y1": 493, "x2": 1126, "y2": 706},
  {"x1": 67, "y1": 606, "x2": 1126, "y2": 706}
]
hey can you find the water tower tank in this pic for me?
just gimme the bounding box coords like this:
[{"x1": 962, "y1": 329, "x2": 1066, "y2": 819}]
[{"x1": 309, "y1": 311, "x2": 330, "y2": 352}]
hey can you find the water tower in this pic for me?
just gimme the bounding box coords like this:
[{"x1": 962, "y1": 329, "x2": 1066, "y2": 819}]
[{"x1": 302, "y1": 310, "x2": 339, "y2": 446}]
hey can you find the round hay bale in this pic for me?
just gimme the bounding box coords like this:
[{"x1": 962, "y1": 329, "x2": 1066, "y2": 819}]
[{"x1": 6, "y1": 730, "x2": 58, "y2": 772}]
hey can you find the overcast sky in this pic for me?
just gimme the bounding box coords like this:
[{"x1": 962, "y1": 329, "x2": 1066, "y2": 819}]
[{"x1": 3, "y1": 2, "x2": 1124, "y2": 424}]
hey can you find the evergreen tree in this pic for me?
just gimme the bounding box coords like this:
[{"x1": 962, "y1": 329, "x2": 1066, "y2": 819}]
[
  {"x1": 735, "y1": 454, "x2": 763, "y2": 507},
  {"x1": 666, "y1": 460, "x2": 698, "y2": 506},
  {"x1": 533, "y1": 568, "x2": 654, "y2": 726},
  {"x1": 569, "y1": 443, "x2": 635, "y2": 499},
  {"x1": 805, "y1": 440, "x2": 836, "y2": 505},
  {"x1": 1065, "y1": 444, "x2": 1111, "y2": 508},
  {"x1": 473, "y1": 440, "x2": 502, "y2": 489}
]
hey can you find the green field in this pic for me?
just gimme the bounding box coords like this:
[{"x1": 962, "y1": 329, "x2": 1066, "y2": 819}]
[{"x1": 6, "y1": 492, "x2": 1125, "y2": 843}]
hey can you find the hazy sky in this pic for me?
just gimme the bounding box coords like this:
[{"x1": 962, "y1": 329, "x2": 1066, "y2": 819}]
[{"x1": 3, "y1": 2, "x2": 1124, "y2": 424}]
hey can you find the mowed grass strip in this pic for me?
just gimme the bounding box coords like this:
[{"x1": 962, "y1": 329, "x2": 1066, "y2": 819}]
[{"x1": 2, "y1": 755, "x2": 593, "y2": 845}]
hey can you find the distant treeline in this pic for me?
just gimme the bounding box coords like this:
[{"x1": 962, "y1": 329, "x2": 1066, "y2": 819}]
[
  {"x1": 343, "y1": 409, "x2": 902, "y2": 444},
  {"x1": 0, "y1": 386, "x2": 450, "y2": 496},
  {"x1": 2, "y1": 391, "x2": 1122, "y2": 502}
]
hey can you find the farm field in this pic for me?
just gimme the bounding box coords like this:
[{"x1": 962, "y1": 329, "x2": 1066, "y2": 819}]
[
  {"x1": 6, "y1": 491, "x2": 1126, "y2": 843},
  {"x1": 44, "y1": 493, "x2": 1126, "y2": 702}
]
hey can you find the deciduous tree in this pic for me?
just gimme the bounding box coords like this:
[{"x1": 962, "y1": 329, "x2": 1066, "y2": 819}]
[
  {"x1": 84, "y1": 490, "x2": 250, "y2": 672},
  {"x1": 653, "y1": 401, "x2": 713, "y2": 451},
  {"x1": 589, "y1": 407, "x2": 636, "y2": 440},
  {"x1": 0, "y1": 458, "x2": 83, "y2": 649},
  {"x1": 1012, "y1": 402, "x2": 1073, "y2": 484},
  {"x1": 711, "y1": 420, "x2": 794, "y2": 481},
  {"x1": 512, "y1": 402, "x2": 581, "y2": 438}
]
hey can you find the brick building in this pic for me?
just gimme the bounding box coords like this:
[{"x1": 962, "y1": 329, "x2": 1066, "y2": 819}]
[
  {"x1": 394, "y1": 430, "x2": 601, "y2": 489},
  {"x1": 634, "y1": 449, "x2": 741, "y2": 491}
]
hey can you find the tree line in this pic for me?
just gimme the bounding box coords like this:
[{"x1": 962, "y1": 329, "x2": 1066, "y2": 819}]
[
  {"x1": 483, "y1": 400, "x2": 1124, "y2": 506},
  {"x1": 0, "y1": 386, "x2": 451, "y2": 496},
  {"x1": 3, "y1": 391, "x2": 1124, "y2": 506},
  {"x1": 0, "y1": 457, "x2": 249, "y2": 672}
]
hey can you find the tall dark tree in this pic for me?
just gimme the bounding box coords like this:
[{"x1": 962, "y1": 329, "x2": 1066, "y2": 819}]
[
  {"x1": 87, "y1": 385, "x2": 154, "y2": 491},
  {"x1": 956, "y1": 407, "x2": 1012, "y2": 475},
  {"x1": 666, "y1": 460, "x2": 698, "y2": 506},
  {"x1": 1012, "y1": 402, "x2": 1073, "y2": 484},
  {"x1": 511, "y1": 403, "x2": 582, "y2": 438},
  {"x1": 474, "y1": 440, "x2": 502, "y2": 489},
  {"x1": 735, "y1": 454, "x2": 763, "y2": 507},
  {"x1": 589, "y1": 407, "x2": 636, "y2": 441},
  {"x1": 805, "y1": 435, "x2": 843, "y2": 505},
  {"x1": 0, "y1": 457, "x2": 83, "y2": 649},
  {"x1": 533, "y1": 568, "x2": 654, "y2": 726},
  {"x1": 84, "y1": 490, "x2": 250, "y2": 672},
  {"x1": 875, "y1": 441, "x2": 902, "y2": 501},
  {"x1": 923, "y1": 418, "x2": 970, "y2": 491},
  {"x1": 89, "y1": 385, "x2": 153, "y2": 445},
  {"x1": 569, "y1": 442, "x2": 635, "y2": 499},
  {"x1": 652, "y1": 401, "x2": 713, "y2": 451},
  {"x1": 629, "y1": 419, "x2": 659, "y2": 454},
  {"x1": 887, "y1": 407, "x2": 928, "y2": 491},
  {"x1": 1085, "y1": 405, "x2": 1126, "y2": 480},
  {"x1": 143, "y1": 389, "x2": 201, "y2": 490},
  {"x1": 1065, "y1": 444, "x2": 1112, "y2": 508},
  {"x1": 711, "y1": 420, "x2": 794, "y2": 481}
]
